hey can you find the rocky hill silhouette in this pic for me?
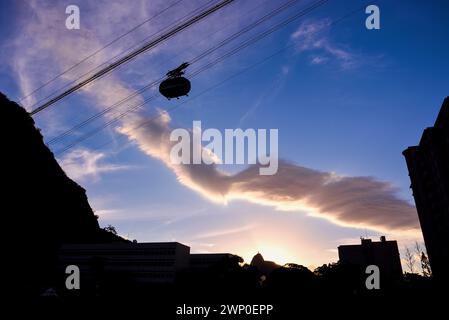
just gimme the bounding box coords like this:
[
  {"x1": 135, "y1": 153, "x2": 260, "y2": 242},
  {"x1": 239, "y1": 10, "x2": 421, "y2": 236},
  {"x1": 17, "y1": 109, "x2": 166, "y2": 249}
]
[
  {"x1": 1, "y1": 92, "x2": 125, "y2": 297},
  {"x1": 250, "y1": 252, "x2": 280, "y2": 275}
]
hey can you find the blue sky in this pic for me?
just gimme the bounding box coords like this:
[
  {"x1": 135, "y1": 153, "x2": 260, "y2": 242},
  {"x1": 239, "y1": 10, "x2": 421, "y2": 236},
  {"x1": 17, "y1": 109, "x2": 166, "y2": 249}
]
[{"x1": 1, "y1": 0, "x2": 448, "y2": 267}]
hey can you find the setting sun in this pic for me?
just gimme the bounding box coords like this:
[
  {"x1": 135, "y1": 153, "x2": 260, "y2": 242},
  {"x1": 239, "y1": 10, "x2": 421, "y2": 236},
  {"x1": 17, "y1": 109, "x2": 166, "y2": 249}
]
[{"x1": 252, "y1": 244, "x2": 295, "y2": 266}]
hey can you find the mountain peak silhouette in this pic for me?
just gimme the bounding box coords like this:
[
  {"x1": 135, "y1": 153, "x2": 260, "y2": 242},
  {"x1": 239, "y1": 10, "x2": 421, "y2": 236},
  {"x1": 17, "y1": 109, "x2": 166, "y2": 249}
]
[
  {"x1": 250, "y1": 252, "x2": 280, "y2": 274},
  {"x1": 1, "y1": 92, "x2": 125, "y2": 295}
]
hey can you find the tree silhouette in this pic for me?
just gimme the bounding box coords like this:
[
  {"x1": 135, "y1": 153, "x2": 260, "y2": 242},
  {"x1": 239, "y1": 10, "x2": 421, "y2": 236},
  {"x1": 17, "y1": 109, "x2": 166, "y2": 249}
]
[
  {"x1": 420, "y1": 252, "x2": 432, "y2": 277},
  {"x1": 404, "y1": 246, "x2": 416, "y2": 274},
  {"x1": 414, "y1": 242, "x2": 432, "y2": 277},
  {"x1": 104, "y1": 224, "x2": 118, "y2": 235}
]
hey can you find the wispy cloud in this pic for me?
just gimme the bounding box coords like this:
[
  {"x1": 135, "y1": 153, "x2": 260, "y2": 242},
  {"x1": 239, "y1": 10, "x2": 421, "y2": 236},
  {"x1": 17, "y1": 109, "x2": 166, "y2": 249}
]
[
  {"x1": 291, "y1": 19, "x2": 357, "y2": 69},
  {"x1": 239, "y1": 65, "x2": 289, "y2": 125},
  {"x1": 59, "y1": 148, "x2": 129, "y2": 182},
  {"x1": 193, "y1": 225, "x2": 254, "y2": 240},
  {"x1": 120, "y1": 109, "x2": 419, "y2": 235},
  {"x1": 310, "y1": 56, "x2": 328, "y2": 65}
]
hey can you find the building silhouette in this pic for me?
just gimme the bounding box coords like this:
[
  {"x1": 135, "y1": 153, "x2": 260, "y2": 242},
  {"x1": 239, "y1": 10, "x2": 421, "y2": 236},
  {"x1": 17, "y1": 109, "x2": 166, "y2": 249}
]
[
  {"x1": 338, "y1": 236, "x2": 403, "y2": 283},
  {"x1": 58, "y1": 242, "x2": 238, "y2": 288},
  {"x1": 59, "y1": 242, "x2": 190, "y2": 285},
  {"x1": 403, "y1": 97, "x2": 449, "y2": 280},
  {"x1": 189, "y1": 253, "x2": 238, "y2": 270}
]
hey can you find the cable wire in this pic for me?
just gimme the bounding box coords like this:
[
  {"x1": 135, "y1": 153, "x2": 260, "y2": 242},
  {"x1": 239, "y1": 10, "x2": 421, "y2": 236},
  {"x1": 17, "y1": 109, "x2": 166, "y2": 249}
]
[
  {"x1": 26, "y1": 0, "x2": 218, "y2": 111},
  {"x1": 30, "y1": 0, "x2": 235, "y2": 115},
  {"x1": 55, "y1": 4, "x2": 365, "y2": 157},
  {"x1": 54, "y1": 0, "x2": 335, "y2": 155},
  {"x1": 18, "y1": 0, "x2": 185, "y2": 104},
  {"x1": 47, "y1": 0, "x2": 303, "y2": 145}
]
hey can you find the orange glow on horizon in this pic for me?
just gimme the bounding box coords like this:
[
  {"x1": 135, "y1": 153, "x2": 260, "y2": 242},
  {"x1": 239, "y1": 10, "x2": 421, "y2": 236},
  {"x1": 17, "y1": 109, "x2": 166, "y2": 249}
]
[{"x1": 255, "y1": 244, "x2": 294, "y2": 266}]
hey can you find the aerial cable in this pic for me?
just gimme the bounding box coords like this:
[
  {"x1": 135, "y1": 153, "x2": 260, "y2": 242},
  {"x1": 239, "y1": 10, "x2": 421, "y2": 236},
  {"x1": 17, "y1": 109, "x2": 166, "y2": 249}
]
[
  {"x1": 54, "y1": 0, "x2": 333, "y2": 154},
  {"x1": 55, "y1": 4, "x2": 365, "y2": 157},
  {"x1": 30, "y1": 0, "x2": 235, "y2": 115},
  {"x1": 18, "y1": 0, "x2": 185, "y2": 104},
  {"x1": 26, "y1": 0, "x2": 218, "y2": 111},
  {"x1": 47, "y1": 0, "x2": 304, "y2": 144}
]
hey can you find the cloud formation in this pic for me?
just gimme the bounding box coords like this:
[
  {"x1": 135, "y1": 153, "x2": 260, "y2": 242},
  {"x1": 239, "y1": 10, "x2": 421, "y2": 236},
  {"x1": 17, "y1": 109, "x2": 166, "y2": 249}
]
[
  {"x1": 10, "y1": 0, "x2": 149, "y2": 111},
  {"x1": 121, "y1": 110, "x2": 419, "y2": 234},
  {"x1": 291, "y1": 19, "x2": 357, "y2": 68},
  {"x1": 59, "y1": 148, "x2": 129, "y2": 182}
]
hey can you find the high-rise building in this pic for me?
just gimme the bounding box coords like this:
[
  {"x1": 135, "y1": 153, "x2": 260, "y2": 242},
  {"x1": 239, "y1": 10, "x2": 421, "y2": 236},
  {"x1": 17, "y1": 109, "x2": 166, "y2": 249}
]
[
  {"x1": 403, "y1": 97, "x2": 449, "y2": 280},
  {"x1": 338, "y1": 236, "x2": 403, "y2": 283}
]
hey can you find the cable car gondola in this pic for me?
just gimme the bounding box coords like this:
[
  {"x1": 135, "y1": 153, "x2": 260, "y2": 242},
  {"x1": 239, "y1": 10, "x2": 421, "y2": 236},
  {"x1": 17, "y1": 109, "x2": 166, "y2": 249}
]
[{"x1": 159, "y1": 62, "x2": 191, "y2": 100}]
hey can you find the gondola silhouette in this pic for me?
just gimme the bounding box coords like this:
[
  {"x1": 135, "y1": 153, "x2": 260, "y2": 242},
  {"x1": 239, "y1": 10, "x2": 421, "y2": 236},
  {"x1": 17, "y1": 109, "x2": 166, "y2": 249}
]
[{"x1": 159, "y1": 62, "x2": 191, "y2": 100}]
